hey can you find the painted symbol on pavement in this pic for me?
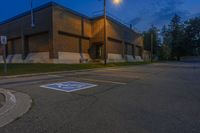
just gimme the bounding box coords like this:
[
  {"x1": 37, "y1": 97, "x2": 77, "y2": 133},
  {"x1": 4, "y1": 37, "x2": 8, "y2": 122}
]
[{"x1": 40, "y1": 81, "x2": 97, "y2": 92}]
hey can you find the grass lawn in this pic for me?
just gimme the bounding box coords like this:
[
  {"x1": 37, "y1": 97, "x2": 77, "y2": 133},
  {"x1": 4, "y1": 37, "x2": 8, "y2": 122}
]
[{"x1": 0, "y1": 62, "x2": 151, "y2": 76}]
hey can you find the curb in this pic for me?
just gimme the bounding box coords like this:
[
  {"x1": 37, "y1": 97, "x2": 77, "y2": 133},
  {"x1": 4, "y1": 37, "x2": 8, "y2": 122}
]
[
  {"x1": 0, "y1": 92, "x2": 5, "y2": 108},
  {"x1": 0, "y1": 88, "x2": 32, "y2": 128}
]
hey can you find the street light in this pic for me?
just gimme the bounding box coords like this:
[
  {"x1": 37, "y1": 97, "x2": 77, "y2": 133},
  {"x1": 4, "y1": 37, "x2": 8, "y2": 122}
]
[
  {"x1": 113, "y1": 0, "x2": 122, "y2": 5},
  {"x1": 103, "y1": 0, "x2": 122, "y2": 65}
]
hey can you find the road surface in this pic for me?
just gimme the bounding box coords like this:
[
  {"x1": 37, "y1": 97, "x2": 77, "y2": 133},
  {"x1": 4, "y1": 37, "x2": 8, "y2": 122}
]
[{"x1": 0, "y1": 62, "x2": 200, "y2": 133}]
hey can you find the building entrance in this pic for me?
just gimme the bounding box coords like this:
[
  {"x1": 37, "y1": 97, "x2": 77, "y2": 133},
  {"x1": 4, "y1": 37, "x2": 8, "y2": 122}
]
[{"x1": 89, "y1": 43, "x2": 103, "y2": 59}]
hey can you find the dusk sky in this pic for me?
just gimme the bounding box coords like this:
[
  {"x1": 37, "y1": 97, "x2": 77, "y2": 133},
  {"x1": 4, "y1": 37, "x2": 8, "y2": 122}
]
[{"x1": 0, "y1": 0, "x2": 199, "y2": 31}]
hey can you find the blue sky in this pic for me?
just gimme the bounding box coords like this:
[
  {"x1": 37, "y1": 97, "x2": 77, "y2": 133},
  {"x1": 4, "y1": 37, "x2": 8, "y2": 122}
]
[{"x1": 0, "y1": 0, "x2": 199, "y2": 31}]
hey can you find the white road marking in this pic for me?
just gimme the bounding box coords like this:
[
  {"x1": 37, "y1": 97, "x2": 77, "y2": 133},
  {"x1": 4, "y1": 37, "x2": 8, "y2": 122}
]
[
  {"x1": 74, "y1": 78, "x2": 127, "y2": 85},
  {"x1": 47, "y1": 75, "x2": 64, "y2": 78},
  {"x1": 95, "y1": 73, "x2": 141, "y2": 79},
  {"x1": 95, "y1": 68, "x2": 119, "y2": 72}
]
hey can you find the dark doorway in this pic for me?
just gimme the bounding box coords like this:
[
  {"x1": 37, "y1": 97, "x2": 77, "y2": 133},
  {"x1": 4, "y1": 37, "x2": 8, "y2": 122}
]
[
  {"x1": 89, "y1": 43, "x2": 103, "y2": 59},
  {"x1": 95, "y1": 44, "x2": 103, "y2": 59}
]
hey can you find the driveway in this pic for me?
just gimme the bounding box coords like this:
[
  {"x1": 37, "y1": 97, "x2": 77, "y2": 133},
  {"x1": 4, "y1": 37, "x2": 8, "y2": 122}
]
[{"x1": 0, "y1": 62, "x2": 200, "y2": 133}]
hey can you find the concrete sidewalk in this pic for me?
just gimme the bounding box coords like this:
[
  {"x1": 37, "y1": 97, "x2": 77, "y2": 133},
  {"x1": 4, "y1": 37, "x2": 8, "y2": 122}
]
[
  {"x1": 0, "y1": 89, "x2": 32, "y2": 128},
  {"x1": 0, "y1": 93, "x2": 5, "y2": 108}
]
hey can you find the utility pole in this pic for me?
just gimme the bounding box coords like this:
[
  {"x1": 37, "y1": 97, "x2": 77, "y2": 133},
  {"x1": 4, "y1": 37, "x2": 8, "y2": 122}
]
[
  {"x1": 151, "y1": 33, "x2": 153, "y2": 62},
  {"x1": 104, "y1": 0, "x2": 107, "y2": 65}
]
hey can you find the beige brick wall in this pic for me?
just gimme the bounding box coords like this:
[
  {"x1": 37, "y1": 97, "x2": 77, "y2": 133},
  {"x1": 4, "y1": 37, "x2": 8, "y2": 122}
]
[
  {"x1": 0, "y1": 46, "x2": 3, "y2": 55},
  {"x1": 52, "y1": 5, "x2": 92, "y2": 56},
  {"x1": 56, "y1": 34, "x2": 79, "y2": 53},
  {"x1": 91, "y1": 18, "x2": 104, "y2": 43},
  {"x1": 107, "y1": 40, "x2": 123, "y2": 54},
  {"x1": 126, "y1": 44, "x2": 134, "y2": 55},
  {"x1": 107, "y1": 20, "x2": 124, "y2": 41},
  {"x1": 28, "y1": 33, "x2": 49, "y2": 52},
  {"x1": 7, "y1": 39, "x2": 22, "y2": 54},
  {"x1": 84, "y1": 19, "x2": 92, "y2": 37},
  {"x1": 0, "y1": 4, "x2": 144, "y2": 63},
  {"x1": 53, "y1": 6, "x2": 82, "y2": 36},
  {"x1": 0, "y1": 7, "x2": 52, "y2": 39},
  {"x1": 81, "y1": 39, "x2": 90, "y2": 53}
]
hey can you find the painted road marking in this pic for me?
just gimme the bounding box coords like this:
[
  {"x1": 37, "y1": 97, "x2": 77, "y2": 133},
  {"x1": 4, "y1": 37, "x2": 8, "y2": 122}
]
[
  {"x1": 40, "y1": 81, "x2": 97, "y2": 92},
  {"x1": 74, "y1": 78, "x2": 127, "y2": 85},
  {"x1": 47, "y1": 75, "x2": 64, "y2": 78},
  {"x1": 93, "y1": 73, "x2": 141, "y2": 79}
]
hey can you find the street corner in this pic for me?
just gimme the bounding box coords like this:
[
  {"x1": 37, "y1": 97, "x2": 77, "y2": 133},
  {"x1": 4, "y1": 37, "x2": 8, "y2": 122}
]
[{"x1": 0, "y1": 88, "x2": 32, "y2": 128}]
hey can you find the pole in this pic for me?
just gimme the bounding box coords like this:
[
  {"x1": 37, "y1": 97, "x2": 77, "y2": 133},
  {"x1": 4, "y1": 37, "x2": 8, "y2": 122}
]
[
  {"x1": 151, "y1": 33, "x2": 153, "y2": 62},
  {"x1": 104, "y1": 0, "x2": 107, "y2": 65},
  {"x1": 3, "y1": 44, "x2": 7, "y2": 75},
  {"x1": 31, "y1": 0, "x2": 35, "y2": 27}
]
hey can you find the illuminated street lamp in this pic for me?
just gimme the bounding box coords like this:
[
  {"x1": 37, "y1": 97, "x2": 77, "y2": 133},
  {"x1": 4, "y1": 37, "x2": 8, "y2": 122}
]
[
  {"x1": 113, "y1": 0, "x2": 122, "y2": 5},
  {"x1": 103, "y1": 0, "x2": 122, "y2": 65}
]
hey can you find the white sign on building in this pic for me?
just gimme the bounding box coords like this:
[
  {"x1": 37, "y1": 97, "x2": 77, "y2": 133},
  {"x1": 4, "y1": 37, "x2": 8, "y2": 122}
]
[{"x1": 0, "y1": 36, "x2": 7, "y2": 45}]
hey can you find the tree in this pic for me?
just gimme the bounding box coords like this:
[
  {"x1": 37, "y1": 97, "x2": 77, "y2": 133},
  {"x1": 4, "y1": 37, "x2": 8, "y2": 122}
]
[
  {"x1": 168, "y1": 14, "x2": 186, "y2": 60},
  {"x1": 158, "y1": 44, "x2": 171, "y2": 60},
  {"x1": 143, "y1": 25, "x2": 160, "y2": 59},
  {"x1": 184, "y1": 17, "x2": 200, "y2": 55},
  {"x1": 161, "y1": 25, "x2": 170, "y2": 46}
]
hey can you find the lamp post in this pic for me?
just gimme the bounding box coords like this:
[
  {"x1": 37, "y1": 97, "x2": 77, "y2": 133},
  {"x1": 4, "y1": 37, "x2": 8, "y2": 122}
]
[
  {"x1": 31, "y1": 0, "x2": 35, "y2": 28},
  {"x1": 103, "y1": 0, "x2": 107, "y2": 65},
  {"x1": 103, "y1": 0, "x2": 122, "y2": 65},
  {"x1": 150, "y1": 33, "x2": 153, "y2": 62}
]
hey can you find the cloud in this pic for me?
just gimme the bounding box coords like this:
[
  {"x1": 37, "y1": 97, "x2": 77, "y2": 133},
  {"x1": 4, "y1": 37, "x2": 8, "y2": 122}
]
[
  {"x1": 151, "y1": 0, "x2": 189, "y2": 24},
  {"x1": 129, "y1": 0, "x2": 192, "y2": 30},
  {"x1": 152, "y1": 8, "x2": 190, "y2": 27},
  {"x1": 190, "y1": 12, "x2": 200, "y2": 18},
  {"x1": 130, "y1": 17, "x2": 143, "y2": 26}
]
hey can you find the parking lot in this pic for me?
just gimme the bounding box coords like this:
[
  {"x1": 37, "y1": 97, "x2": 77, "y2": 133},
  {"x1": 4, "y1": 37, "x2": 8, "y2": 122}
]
[{"x1": 0, "y1": 62, "x2": 200, "y2": 133}]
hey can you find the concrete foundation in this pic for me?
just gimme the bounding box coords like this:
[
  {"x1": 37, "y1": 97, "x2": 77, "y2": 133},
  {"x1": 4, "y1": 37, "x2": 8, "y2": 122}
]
[
  {"x1": 24, "y1": 52, "x2": 50, "y2": 63},
  {"x1": 6, "y1": 54, "x2": 23, "y2": 63},
  {"x1": 0, "y1": 53, "x2": 143, "y2": 64},
  {"x1": 125, "y1": 55, "x2": 135, "y2": 62},
  {"x1": 135, "y1": 56, "x2": 143, "y2": 62},
  {"x1": 108, "y1": 54, "x2": 125, "y2": 63},
  {"x1": 0, "y1": 56, "x2": 3, "y2": 63},
  {"x1": 54, "y1": 52, "x2": 91, "y2": 64}
]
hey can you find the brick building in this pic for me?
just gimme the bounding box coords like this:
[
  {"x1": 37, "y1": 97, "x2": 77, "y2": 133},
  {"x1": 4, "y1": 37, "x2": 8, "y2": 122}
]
[{"x1": 0, "y1": 2, "x2": 144, "y2": 64}]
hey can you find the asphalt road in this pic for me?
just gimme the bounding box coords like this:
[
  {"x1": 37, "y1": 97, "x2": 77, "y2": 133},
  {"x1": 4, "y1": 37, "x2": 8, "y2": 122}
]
[{"x1": 0, "y1": 62, "x2": 200, "y2": 133}]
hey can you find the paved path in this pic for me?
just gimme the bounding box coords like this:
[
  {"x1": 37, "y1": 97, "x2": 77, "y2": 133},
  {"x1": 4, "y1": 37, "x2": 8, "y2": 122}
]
[
  {"x1": 0, "y1": 88, "x2": 32, "y2": 128},
  {"x1": 0, "y1": 62, "x2": 200, "y2": 133},
  {"x1": 0, "y1": 93, "x2": 5, "y2": 108}
]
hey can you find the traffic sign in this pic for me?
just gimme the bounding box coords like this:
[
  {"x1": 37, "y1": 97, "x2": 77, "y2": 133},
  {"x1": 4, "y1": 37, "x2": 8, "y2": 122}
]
[{"x1": 0, "y1": 36, "x2": 7, "y2": 45}]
